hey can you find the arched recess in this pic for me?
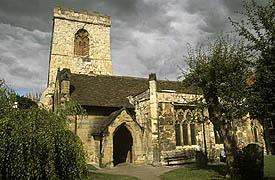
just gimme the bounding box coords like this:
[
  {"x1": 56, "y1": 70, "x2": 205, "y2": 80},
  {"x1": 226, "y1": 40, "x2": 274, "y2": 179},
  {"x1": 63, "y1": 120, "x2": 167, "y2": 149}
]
[
  {"x1": 113, "y1": 124, "x2": 133, "y2": 166},
  {"x1": 74, "y1": 29, "x2": 89, "y2": 56}
]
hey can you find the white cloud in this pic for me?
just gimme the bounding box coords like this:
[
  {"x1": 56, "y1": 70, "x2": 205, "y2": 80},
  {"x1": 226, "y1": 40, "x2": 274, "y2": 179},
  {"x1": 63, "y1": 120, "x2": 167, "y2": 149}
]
[{"x1": 0, "y1": 23, "x2": 50, "y2": 93}]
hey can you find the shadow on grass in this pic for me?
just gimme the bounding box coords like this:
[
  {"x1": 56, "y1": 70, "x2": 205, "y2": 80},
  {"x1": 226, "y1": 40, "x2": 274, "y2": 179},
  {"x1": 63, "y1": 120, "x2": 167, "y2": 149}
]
[
  {"x1": 188, "y1": 163, "x2": 227, "y2": 179},
  {"x1": 168, "y1": 162, "x2": 227, "y2": 177},
  {"x1": 160, "y1": 162, "x2": 226, "y2": 180}
]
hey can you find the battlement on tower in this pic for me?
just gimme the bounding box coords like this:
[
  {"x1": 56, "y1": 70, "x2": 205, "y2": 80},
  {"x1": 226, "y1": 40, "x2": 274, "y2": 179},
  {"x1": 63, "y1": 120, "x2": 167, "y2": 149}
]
[{"x1": 53, "y1": 6, "x2": 111, "y2": 26}]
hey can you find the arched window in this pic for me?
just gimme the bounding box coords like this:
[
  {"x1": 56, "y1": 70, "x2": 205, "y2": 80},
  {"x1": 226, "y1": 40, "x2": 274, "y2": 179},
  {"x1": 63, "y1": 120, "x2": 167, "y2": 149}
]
[
  {"x1": 175, "y1": 121, "x2": 181, "y2": 146},
  {"x1": 74, "y1": 29, "x2": 89, "y2": 56},
  {"x1": 182, "y1": 122, "x2": 189, "y2": 145},
  {"x1": 178, "y1": 111, "x2": 184, "y2": 121},
  {"x1": 254, "y1": 127, "x2": 258, "y2": 142},
  {"x1": 186, "y1": 112, "x2": 192, "y2": 121},
  {"x1": 190, "y1": 124, "x2": 197, "y2": 145}
]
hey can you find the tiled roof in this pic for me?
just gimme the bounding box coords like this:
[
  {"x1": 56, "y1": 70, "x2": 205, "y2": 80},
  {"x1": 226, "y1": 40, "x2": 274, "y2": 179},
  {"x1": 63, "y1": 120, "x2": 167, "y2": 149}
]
[
  {"x1": 70, "y1": 73, "x2": 199, "y2": 108},
  {"x1": 91, "y1": 107, "x2": 136, "y2": 135}
]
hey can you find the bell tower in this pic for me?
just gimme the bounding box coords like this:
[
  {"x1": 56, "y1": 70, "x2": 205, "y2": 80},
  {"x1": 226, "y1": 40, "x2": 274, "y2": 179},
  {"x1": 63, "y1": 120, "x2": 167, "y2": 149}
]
[
  {"x1": 47, "y1": 6, "x2": 113, "y2": 88},
  {"x1": 42, "y1": 6, "x2": 113, "y2": 108}
]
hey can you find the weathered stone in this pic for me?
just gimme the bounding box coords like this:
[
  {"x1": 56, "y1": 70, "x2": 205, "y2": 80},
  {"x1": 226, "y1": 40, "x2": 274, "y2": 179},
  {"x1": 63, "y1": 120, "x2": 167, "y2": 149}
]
[{"x1": 42, "y1": 6, "x2": 265, "y2": 168}]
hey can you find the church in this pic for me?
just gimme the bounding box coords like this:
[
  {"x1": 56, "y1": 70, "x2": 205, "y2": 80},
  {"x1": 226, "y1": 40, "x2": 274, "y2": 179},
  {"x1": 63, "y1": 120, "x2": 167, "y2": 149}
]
[{"x1": 42, "y1": 6, "x2": 264, "y2": 168}]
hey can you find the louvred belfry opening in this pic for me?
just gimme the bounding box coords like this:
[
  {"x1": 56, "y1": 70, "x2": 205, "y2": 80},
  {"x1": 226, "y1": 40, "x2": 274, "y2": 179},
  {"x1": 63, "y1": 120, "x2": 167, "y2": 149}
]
[{"x1": 75, "y1": 29, "x2": 89, "y2": 56}]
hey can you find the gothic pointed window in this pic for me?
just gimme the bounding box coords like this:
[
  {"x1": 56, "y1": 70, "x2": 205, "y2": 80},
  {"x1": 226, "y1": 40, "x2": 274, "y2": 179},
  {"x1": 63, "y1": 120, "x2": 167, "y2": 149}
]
[
  {"x1": 175, "y1": 121, "x2": 181, "y2": 146},
  {"x1": 190, "y1": 124, "x2": 197, "y2": 145},
  {"x1": 182, "y1": 123, "x2": 189, "y2": 145},
  {"x1": 254, "y1": 127, "x2": 258, "y2": 143},
  {"x1": 75, "y1": 29, "x2": 89, "y2": 56},
  {"x1": 178, "y1": 111, "x2": 184, "y2": 121},
  {"x1": 186, "y1": 112, "x2": 192, "y2": 121}
]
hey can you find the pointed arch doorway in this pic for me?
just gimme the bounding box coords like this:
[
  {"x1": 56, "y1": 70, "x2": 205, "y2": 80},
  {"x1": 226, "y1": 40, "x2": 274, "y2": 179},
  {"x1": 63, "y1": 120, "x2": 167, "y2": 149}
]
[{"x1": 113, "y1": 124, "x2": 133, "y2": 166}]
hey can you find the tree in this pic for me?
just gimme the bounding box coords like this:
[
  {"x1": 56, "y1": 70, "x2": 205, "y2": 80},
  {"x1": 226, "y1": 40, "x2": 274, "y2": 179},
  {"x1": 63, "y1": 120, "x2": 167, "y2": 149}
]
[
  {"x1": 230, "y1": 0, "x2": 275, "y2": 155},
  {"x1": 0, "y1": 81, "x2": 88, "y2": 179},
  {"x1": 58, "y1": 100, "x2": 88, "y2": 135},
  {"x1": 183, "y1": 37, "x2": 253, "y2": 177},
  {"x1": 16, "y1": 95, "x2": 38, "y2": 109}
]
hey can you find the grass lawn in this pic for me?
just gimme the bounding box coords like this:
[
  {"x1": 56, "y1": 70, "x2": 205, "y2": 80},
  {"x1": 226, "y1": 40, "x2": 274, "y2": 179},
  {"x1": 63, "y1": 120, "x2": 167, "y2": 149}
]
[
  {"x1": 159, "y1": 163, "x2": 227, "y2": 180},
  {"x1": 87, "y1": 164, "x2": 98, "y2": 171},
  {"x1": 89, "y1": 172, "x2": 139, "y2": 180},
  {"x1": 264, "y1": 155, "x2": 275, "y2": 179}
]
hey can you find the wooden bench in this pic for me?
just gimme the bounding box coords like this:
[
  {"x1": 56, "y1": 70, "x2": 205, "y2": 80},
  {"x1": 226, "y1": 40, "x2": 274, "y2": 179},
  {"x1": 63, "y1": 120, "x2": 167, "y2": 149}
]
[{"x1": 164, "y1": 155, "x2": 188, "y2": 165}]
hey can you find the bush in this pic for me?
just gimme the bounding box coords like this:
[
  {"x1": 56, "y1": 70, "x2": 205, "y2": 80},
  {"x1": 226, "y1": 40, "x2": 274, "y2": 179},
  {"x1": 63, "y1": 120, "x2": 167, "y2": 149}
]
[
  {"x1": 16, "y1": 95, "x2": 38, "y2": 109},
  {"x1": 234, "y1": 144, "x2": 263, "y2": 180},
  {"x1": 0, "y1": 82, "x2": 88, "y2": 179}
]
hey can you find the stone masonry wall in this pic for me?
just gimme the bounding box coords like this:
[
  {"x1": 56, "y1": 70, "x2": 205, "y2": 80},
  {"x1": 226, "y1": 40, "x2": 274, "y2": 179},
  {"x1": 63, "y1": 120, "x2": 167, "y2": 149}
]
[
  {"x1": 48, "y1": 6, "x2": 112, "y2": 87},
  {"x1": 133, "y1": 90, "x2": 154, "y2": 164},
  {"x1": 100, "y1": 110, "x2": 145, "y2": 167},
  {"x1": 69, "y1": 115, "x2": 106, "y2": 163},
  {"x1": 156, "y1": 91, "x2": 265, "y2": 163}
]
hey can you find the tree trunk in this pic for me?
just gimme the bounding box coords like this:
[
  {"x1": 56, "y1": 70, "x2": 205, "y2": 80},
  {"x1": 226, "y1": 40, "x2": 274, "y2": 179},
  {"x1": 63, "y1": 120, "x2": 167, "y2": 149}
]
[
  {"x1": 219, "y1": 125, "x2": 239, "y2": 178},
  {"x1": 205, "y1": 96, "x2": 239, "y2": 177},
  {"x1": 263, "y1": 118, "x2": 272, "y2": 155}
]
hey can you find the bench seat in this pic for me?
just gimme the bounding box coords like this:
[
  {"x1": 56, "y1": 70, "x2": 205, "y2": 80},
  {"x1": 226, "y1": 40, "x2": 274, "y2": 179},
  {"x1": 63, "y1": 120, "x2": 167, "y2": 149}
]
[{"x1": 164, "y1": 156, "x2": 188, "y2": 165}]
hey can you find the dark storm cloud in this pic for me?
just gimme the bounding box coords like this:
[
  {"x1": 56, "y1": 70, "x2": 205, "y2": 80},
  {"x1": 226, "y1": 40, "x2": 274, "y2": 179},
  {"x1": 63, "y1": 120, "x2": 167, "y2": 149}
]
[
  {"x1": 0, "y1": 0, "x2": 139, "y2": 32},
  {"x1": 0, "y1": 0, "x2": 257, "y2": 93},
  {"x1": 8, "y1": 64, "x2": 39, "y2": 79},
  {"x1": 0, "y1": 56, "x2": 16, "y2": 66}
]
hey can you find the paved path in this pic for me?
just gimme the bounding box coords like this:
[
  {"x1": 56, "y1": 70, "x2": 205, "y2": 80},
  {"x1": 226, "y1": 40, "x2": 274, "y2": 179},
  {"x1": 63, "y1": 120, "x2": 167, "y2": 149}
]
[{"x1": 91, "y1": 163, "x2": 178, "y2": 180}]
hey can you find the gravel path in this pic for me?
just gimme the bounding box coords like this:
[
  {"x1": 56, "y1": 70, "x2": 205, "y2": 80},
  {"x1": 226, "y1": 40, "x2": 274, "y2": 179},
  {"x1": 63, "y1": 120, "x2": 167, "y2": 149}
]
[{"x1": 92, "y1": 163, "x2": 178, "y2": 180}]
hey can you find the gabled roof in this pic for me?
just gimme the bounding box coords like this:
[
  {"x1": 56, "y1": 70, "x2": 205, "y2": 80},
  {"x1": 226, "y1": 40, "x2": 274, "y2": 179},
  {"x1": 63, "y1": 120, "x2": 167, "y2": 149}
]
[
  {"x1": 69, "y1": 73, "x2": 199, "y2": 108},
  {"x1": 91, "y1": 107, "x2": 137, "y2": 135}
]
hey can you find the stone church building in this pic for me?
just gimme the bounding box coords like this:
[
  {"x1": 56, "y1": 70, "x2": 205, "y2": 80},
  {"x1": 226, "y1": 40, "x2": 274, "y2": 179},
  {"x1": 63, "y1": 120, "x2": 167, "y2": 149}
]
[{"x1": 42, "y1": 6, "x2": 264, "y2": 167}]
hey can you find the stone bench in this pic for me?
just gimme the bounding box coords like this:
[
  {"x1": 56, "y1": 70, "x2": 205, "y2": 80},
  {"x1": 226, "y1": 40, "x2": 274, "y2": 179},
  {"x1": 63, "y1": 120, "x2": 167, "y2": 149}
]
[{"x1": 164, "y1": 155, "x2": 188, "y2": 165}]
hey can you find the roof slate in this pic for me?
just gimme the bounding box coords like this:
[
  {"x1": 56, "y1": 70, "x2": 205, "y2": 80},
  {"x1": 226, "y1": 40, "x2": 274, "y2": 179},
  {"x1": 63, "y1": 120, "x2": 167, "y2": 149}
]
[
  {"x1": 69, "y1": 74, "x2": 198, "y2": 108},
  {"x1": 91, "y1": 107, "x2": 136, "y2": 135}
]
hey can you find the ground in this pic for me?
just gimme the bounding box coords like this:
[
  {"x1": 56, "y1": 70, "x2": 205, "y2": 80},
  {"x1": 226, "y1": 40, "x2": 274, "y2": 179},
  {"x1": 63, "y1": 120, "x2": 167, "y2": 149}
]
[
  {"x1": 88, "y1": 156, "x2": 275, "y2": 180},
  {"x1": 159, "y1": 163, "x2": 227, "y2": 180},
  {"x1": 264, "y1": 155, "x2": 275, "y2": 179},
  {"x1": 89, "y1": 163, "x2": 177, "y2": 180}
]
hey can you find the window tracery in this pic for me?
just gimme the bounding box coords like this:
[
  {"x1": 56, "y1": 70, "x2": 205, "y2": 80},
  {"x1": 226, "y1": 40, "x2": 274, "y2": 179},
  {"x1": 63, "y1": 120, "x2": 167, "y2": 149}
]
[
  {"x1": 174, "y1": 108, "x2": 198, "y2": 146},
  {"x1": 175, "y1": 121, "x2": 181, "y2": 146},
  {"x1": 74, "y1": 29, "x2": 89, "y2": 56}
]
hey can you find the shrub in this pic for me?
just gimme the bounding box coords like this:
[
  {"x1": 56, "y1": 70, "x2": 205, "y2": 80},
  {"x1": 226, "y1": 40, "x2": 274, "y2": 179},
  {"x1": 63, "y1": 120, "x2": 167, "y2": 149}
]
[{"x1": 0, "y1": 82, "x2": 88, "y2": 179}]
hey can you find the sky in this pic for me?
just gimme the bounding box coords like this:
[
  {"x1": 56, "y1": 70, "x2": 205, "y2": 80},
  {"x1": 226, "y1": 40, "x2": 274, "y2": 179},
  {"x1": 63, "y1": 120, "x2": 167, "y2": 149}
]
[{"x1": 0, "y1": 0, "x2": 260, "y2": 95}]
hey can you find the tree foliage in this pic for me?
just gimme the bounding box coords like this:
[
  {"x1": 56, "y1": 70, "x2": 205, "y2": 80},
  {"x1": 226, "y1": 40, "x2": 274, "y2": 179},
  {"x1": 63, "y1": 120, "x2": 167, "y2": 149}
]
[
  {"x1": 230, "y1": 0, "x2": 275, "y2": 154},
  {"x1": 58, "y1": 100, "x2": 88, "y2": 135},
  {"x1": 183, "y1": 37, "x2": 253, "y2": 177},
  {"x1": 58, "y1": 100, "x2": 88, "y2": 121},
  {"x1": 184, "y1": 37, "x2": 252, "y2": 122},
  {"x1": 16, "y1": 95, "x2": 38, "y2": 109},
  {"x1": 0, "y1": 81, "x2": 88, "y2": 180}
]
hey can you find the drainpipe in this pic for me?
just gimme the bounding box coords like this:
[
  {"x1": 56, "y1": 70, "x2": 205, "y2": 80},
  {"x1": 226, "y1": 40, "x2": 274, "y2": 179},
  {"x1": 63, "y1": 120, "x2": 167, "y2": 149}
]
[
  {"x1": 99, "y1": 133, "x2": 103, "y2": 168},
  {"x1": 203, "y1": 108, "x2": 208, "y2": 162},
  {"x1": 157, "y1": 109, "x2": 161, "y2": 162},
  {"x1": 203, "y1": 121, "x2": 208, "y2": 159}
]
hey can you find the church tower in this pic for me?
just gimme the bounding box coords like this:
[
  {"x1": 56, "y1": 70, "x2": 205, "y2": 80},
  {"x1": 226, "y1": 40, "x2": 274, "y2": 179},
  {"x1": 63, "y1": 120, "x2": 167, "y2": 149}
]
[{"x1": 47, "y1": 6, "x2": 113, "y2": 88}]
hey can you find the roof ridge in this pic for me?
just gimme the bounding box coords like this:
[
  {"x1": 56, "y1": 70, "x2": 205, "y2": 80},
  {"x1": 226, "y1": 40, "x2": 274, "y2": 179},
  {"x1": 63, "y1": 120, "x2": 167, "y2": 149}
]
[
  {"x1": 70, "y1": 73, "x2": 183, "y2": 82},
  {"x1": 70, "y1": 73, "x2": 148, "y2": 80}
]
